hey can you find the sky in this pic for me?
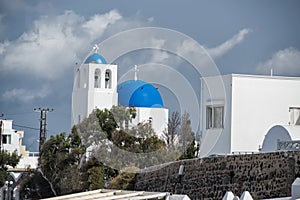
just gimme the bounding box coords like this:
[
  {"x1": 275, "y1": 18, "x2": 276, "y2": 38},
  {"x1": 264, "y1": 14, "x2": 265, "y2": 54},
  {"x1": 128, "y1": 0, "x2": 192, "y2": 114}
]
[{"x1": 0, "y1": 0, "x2": 300, "y2": 151}]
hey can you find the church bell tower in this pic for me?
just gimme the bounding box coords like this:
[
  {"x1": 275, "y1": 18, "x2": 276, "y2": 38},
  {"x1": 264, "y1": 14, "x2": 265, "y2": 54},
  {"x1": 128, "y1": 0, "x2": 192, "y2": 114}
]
[{"x1": 71, "y1": 45, "x2": 118, "y2": 125}]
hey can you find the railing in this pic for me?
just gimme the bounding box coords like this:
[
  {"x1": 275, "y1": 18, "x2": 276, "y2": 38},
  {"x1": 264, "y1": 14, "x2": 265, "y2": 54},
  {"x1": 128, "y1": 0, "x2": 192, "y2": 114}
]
[
  {"x1": 277, "y1": 140, "x2": 300, "y2": 151},
  {"x1": 28, "y1": 152, "x2": 39, "y2": 157}
]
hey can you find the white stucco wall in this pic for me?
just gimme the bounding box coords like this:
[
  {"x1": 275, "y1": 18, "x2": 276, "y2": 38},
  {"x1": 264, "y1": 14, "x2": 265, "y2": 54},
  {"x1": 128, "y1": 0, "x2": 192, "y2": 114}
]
[
  {"x1": 131, "y1": 107, "x2": 169, "y2": 138},
  {"x1": 199, "y1": 75, "x2": 231, "y2": 157},
  {"x1": 72, "y1": 63, "x2": 118, "y2": 125},
  {"x1": 231, "y1": 75, "x2": 300, "y2": 153},
  {"x1": 1, "y1": 120, "x2": 22, "y2": 155},
  {"x1": 199, "y1": 74, "x2": 300, "y2": 157}
]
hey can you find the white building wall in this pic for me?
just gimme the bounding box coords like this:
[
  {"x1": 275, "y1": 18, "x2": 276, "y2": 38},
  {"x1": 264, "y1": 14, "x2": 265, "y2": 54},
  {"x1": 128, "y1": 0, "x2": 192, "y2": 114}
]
[
  {"x1": 199, "y1": 74, "x2": 300, "y2": 157},
  {"x1": 200, "y1": 75, "x2": 231, "y2": 157},
  {"x1": 131, "y1": 107, "x2": 168, "y2": 137},
  {"x1": 231, "y1": 74, "x2": 300, "y2": 152},
  {"x1": 2, "y1": 120, "x2": 19, "y2": 154},
  {"x1": 1, "y1": 120, "x2": 29, "y2": 156}
]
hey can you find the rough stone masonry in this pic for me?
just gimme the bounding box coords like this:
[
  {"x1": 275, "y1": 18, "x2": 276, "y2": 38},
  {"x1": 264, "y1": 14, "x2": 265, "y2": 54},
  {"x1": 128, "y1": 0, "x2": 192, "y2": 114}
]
[{"x1": 135, "y1": 151, "x2": 300, "y2": 199}]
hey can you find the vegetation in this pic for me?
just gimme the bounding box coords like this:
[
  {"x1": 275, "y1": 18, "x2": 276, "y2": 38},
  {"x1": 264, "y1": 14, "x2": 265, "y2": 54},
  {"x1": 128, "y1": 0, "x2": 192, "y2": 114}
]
[
  {"x1": 0, "y1": 150, "x2": 20, "y2": 187},
  {"x1": 19, "y1": 106, "x2": 198, "y2": 198}
]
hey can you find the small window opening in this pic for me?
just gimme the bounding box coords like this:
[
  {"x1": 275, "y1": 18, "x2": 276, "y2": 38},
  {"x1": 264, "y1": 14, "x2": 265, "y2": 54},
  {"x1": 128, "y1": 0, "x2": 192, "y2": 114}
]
[
  {"x1": 206, "y1": 105, "x2": 224, "y2": 129},
  {"x1": 105, "y1": 70, "x2": 112, "y2": 89},
  {"x1": 289, "y1": 107, "x2": 300, "y2": 125},
  {"x1": 94, "y1": 69, "x2": 101, "y2": 88},
  {"x1": 2, "y1": 135, "x2": 11, "y2": 144}
]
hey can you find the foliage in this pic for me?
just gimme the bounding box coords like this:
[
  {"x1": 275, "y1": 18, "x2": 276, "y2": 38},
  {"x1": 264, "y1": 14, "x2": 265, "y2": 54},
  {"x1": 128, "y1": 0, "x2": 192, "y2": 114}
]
[
  {"x1": 19, "y1": 169, "x2": 56, "y2": 199},
  {"x1": 95, "y1": 108, "x2": 118, "y2": 140},
  {"x1": 108, "y1": 167, "x2": 138, "y2": 190},
  {"x1": 21, "y1": 106, "x2": 197, "y2": 196},
  {"x1": 178, "y1": 112, "x2": 194, "y2": 156},
  {"x1": 162, "y1": 111, "x2": 197, "y2": 160},
  {"x1": 0, "y1": 150, "x2": 20, "y2": 187},
  {"x1": 88, "y1": 166, "x2": 104, "y2": 190},
  {"x1": 110, "y1": 105, "x2": 136, "y2": 130},
  {"x1": 178, "y1": 138, "x2": 199, "y2": 160},
  {"x1": 39, "y1": 128, "x2": 86, "y2": 195}
]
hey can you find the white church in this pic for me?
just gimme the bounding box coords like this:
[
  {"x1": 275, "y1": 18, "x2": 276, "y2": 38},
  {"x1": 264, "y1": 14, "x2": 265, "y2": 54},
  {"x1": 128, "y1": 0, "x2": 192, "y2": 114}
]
[{"x1": 71, "y1": 48, "x2": 168, "y2": 136}]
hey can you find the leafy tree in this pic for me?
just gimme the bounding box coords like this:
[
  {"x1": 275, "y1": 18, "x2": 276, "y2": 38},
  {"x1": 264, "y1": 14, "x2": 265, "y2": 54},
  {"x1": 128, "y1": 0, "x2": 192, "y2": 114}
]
[
  {"x1": 178, "y1": 138, "x2": 199, "y2": 160},
  {"x1": 0, "y1": 150, "x2": 20, "y2": 187},
  {"x1": 88, "y1": 166, "x2": 104, "y2": 190},
  {"x1": 110, "y1": 105, "x2": 136, "y2": 130},
  {"x1": 39, "y1": 128, "x2": 86, "y2": 195},
  {"x1": 108, "y1": 166, "x2": 138, "y2": 190},
  {"x1": 95, "y1": 108, "x2": 118, "y2": 140},
  {"x1": 23, "y1": 105, "x2": 186, "y2": 195},
  {"x1": 19, "y1": 169, "x2": 56, "y2": 199}
]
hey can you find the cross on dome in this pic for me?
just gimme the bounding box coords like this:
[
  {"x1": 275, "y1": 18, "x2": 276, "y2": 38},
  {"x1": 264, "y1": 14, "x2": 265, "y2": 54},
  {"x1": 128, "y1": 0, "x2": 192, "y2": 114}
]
[
  {"x1": 93, "y1": 44, "x2": 99, "y2": 53},
  {"x1": 134, "y1": 65, "x2": 139, "y2": 81}
]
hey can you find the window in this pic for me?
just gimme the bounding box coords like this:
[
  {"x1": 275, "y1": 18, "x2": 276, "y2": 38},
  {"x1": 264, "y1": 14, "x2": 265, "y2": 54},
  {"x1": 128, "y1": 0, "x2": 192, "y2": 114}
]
[
  {"x1": 105, "y1": 69, "x2": 112, "y2": 89},
  {"x1": 206, "y1": 105, "x2": 224, "y2": 129},
  {"x1": 289, "y1": 107, "x2": 300, "y2": 125},
  {"x1": 94, "y1": 69, "x2": 101, "y2": 88},
  {"x1": 2, "y1": 135, "x2": 11, "y2": 144}
]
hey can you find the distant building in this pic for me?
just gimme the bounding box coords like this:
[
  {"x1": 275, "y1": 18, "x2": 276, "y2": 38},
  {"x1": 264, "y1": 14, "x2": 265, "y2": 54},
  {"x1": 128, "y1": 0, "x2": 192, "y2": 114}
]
[
  {"x1": 199, "y1": 74, "x2": 300, "y2": 157},
  {"x1": 1, "y1": 119, "x2": 38, "y2": 169},
  {"x1": 71, "y1": 48, "x2": 168, "y2": 136},
  {"x1": 1, "y1": 119, "x2": 28, "y2": 156}
]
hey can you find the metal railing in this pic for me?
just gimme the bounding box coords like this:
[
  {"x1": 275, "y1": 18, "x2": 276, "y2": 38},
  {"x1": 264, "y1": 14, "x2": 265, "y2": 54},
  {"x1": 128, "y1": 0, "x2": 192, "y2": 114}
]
[{"x1": 277, "y1": 140, "x2": 300, "y2": 151}]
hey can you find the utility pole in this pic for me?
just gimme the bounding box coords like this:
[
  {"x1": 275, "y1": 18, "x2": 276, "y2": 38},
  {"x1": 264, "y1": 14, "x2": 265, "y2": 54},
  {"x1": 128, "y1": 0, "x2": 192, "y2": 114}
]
[
  {"x1": 0, "y1": 113, "x2": 4, "y2": 152},
  {"x1": 0, "y1": 120, "x2": 2, "y2": 152},
  {"x1": 34, "y1": 108, "x2": 53, "y2": 153}
]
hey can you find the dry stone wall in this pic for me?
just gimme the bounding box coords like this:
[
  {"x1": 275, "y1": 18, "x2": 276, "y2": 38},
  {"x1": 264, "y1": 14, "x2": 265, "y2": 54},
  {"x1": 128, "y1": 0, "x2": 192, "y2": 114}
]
[{"x1": 135, "y1": 151, "x2": 300, "y2": 199}]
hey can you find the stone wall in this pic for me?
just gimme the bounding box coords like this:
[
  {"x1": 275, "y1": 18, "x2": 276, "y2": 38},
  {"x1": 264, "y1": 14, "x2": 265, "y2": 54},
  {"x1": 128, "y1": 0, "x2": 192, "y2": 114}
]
[{"x1": 135, "y1": 151, "x2": 300, "y2": 199}]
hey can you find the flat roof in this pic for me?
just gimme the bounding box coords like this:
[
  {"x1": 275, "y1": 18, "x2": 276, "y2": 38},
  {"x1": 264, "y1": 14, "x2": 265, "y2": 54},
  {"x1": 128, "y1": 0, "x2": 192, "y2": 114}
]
[
  {"x1": 201, "y1": 73, "x2": 300, "y2": 81},
  {"x1": 41, "y1": 189, "x2": 190, "y2": 200}
]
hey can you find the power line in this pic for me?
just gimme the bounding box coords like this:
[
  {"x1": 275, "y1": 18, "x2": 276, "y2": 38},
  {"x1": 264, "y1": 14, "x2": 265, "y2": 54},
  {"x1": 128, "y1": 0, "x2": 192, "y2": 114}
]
[{"x1": 13, "y1": 123, "x2": 40, "y2": 131}]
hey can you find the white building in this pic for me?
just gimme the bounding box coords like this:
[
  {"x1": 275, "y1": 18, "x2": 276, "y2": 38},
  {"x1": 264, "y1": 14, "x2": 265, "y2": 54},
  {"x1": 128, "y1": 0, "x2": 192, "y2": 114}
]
[
  {"x1": 72, "y1": 48, "x2": 168, "y2": 136},
  {"x1": 199, "y1": 74, "x2": 300, "y2": 157},
  {"x1": 1, "y1": 119, "x2": 38, "y2": 169},
  {"x1": 1, "y1": 120, "x2": 28, "y2": 156}
]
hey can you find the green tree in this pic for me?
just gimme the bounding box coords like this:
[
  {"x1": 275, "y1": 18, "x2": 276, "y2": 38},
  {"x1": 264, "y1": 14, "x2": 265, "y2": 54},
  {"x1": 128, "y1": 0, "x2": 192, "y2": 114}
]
[
  {"x1": 95, "y1": 108, "x2": 118, "y2": 140},
  {"x1": 0, "y1": 150, "x2": 20, "y2": 187},
  {"x1": 110, "y1": 105, "x2": 136, "y2": 130},
  {"x1": 88, "y1": 166, "x2": 104, "y2": 190},
  {"x1": 108, "y1": 167, "x2": 138, "y2": 190},
  {"x1": 178, "y1": 138, "x2": 199, "y2": 160},
  {"x1": 39, "y1": 128, "x2": 86, "y2": 195}
]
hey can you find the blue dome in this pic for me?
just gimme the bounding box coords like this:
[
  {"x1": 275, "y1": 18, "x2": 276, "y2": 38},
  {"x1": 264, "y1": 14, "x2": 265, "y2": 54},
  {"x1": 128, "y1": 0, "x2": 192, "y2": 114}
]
[
  {"x1": 85, "y1": 53, "x2": 107, "y2": 64},
  {"x1": 117, "y1": 80, "x2": 164, "y2": 108}
]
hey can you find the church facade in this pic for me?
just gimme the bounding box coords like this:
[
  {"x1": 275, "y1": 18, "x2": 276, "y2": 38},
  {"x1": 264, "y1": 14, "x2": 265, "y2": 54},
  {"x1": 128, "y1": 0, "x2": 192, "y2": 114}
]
[{"x1": 71, "y1": 48, "x2": 168, "y2": 136}]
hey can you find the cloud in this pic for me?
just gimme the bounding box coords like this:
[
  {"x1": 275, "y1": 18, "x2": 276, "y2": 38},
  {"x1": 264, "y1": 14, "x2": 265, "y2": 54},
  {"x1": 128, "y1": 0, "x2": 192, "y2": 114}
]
[
  {"x1": 82, "y1": 10, "x2": 122, "y2": 38},
  {"x1": 0, "y1": 10, "x2": 124, "y2": 80},
  {"x1": 256, "y1": 47, "x2": 300, "y2": 76},
  {"x1": 208, "y1": 28, "x2": 251, "y2": 59},
  {"x1": 1, "y1": 85, "x2": 50, "y2": 103}
]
